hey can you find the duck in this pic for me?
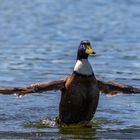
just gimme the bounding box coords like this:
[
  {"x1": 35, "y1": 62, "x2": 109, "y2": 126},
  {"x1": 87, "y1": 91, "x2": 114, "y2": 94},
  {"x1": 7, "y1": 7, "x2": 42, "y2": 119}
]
[
  {"x1": 0, "y1": 40, "x2": 140, "y2": 125},
  {"x1": 59, "y1": 40, "x2": 99, "y2": 124}
]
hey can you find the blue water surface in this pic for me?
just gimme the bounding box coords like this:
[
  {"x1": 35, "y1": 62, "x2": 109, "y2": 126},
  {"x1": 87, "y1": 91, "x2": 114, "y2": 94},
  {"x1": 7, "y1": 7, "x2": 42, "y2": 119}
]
[{"x1": 0, "y1": 0, "x2": 140, "y2": 139}]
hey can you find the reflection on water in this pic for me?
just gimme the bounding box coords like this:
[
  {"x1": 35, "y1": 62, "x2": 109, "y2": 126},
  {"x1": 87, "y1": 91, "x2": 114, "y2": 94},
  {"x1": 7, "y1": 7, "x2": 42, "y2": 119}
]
[
  {"x1": 1, "y1": 117, "x2": 140, "y2": 139},
  {"x1": 1, "y1": 129, "x2": 140, "y2": 140},
  {"x1": 0, "y1": 0, "x2": 140, "y2": 139}
]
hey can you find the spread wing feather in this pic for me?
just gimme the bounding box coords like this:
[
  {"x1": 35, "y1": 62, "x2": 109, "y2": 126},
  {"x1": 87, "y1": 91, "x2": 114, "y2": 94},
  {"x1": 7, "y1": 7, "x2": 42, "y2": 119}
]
[
  {"x1": 97, "y1": 80, "x2": 140, "y2": 95},
  {"x1": 0, "y1": 80, "x2": 65, "y2": 96}
]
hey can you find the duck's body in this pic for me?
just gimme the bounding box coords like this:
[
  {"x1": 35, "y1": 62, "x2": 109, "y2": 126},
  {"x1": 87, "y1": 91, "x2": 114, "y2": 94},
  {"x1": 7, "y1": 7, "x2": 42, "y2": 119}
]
[{"x1": 59, "y1": 71, "x2": 99, "y2": 124}]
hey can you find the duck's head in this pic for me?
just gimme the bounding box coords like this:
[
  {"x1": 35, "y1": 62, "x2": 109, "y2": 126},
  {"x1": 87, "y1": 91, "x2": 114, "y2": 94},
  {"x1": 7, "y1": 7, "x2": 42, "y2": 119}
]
[{"x1": 77, "y1": 40, "x2": 96, "y2": 60}]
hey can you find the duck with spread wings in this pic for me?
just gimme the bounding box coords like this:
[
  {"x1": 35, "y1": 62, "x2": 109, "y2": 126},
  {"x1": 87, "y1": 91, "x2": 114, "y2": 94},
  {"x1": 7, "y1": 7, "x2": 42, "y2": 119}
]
[{"x1": 0, "y1": 40, "x2": 140, "y2": 124}]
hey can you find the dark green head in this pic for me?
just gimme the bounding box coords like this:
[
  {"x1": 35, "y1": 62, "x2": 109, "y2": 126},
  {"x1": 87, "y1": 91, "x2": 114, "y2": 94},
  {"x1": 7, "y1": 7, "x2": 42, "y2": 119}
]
[{"x1": 77, "y1": 40, "x2": 95, "y2": 60}]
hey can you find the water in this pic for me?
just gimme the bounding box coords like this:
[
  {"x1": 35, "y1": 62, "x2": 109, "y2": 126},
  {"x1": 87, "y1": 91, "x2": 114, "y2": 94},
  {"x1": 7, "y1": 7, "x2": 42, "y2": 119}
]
[{"x1": 0, "y1": 0, "x2": 140, "y2": 139}]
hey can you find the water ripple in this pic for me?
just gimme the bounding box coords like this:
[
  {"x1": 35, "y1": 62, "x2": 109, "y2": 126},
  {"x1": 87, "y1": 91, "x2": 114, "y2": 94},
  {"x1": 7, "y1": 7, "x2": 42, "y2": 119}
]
[{"x1": 0, "y1": 0, "x2": 140, "y2": 139}]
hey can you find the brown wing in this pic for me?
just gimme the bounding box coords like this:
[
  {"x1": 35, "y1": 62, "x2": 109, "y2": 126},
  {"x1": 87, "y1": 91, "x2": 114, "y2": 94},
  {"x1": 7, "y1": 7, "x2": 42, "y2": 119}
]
[
  {"x1": 97, "y1": 80, "x2": 140, "y2": 96},
  {"x1": 0, "y1": 80, "x2": 65, "y2": 96}
]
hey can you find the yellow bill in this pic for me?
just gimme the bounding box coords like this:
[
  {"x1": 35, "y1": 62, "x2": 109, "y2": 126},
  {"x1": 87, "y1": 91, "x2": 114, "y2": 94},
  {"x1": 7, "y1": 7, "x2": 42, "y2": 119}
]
[{"x1": 85, "y1": 45, "x2": 95, "y2": 54}]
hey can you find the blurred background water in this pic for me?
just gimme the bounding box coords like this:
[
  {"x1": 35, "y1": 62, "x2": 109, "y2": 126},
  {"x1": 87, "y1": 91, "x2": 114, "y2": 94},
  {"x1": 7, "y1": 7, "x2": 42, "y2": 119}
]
[{"x1": 0, "y1": 0, "x2": 140, "y2": 139}]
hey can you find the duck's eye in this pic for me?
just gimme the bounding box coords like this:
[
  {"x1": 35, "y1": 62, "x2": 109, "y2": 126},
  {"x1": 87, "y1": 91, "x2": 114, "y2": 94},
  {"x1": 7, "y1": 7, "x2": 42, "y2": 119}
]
[{"x1": 86, "y1": 42, "x2": 90, "y2": 46}]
